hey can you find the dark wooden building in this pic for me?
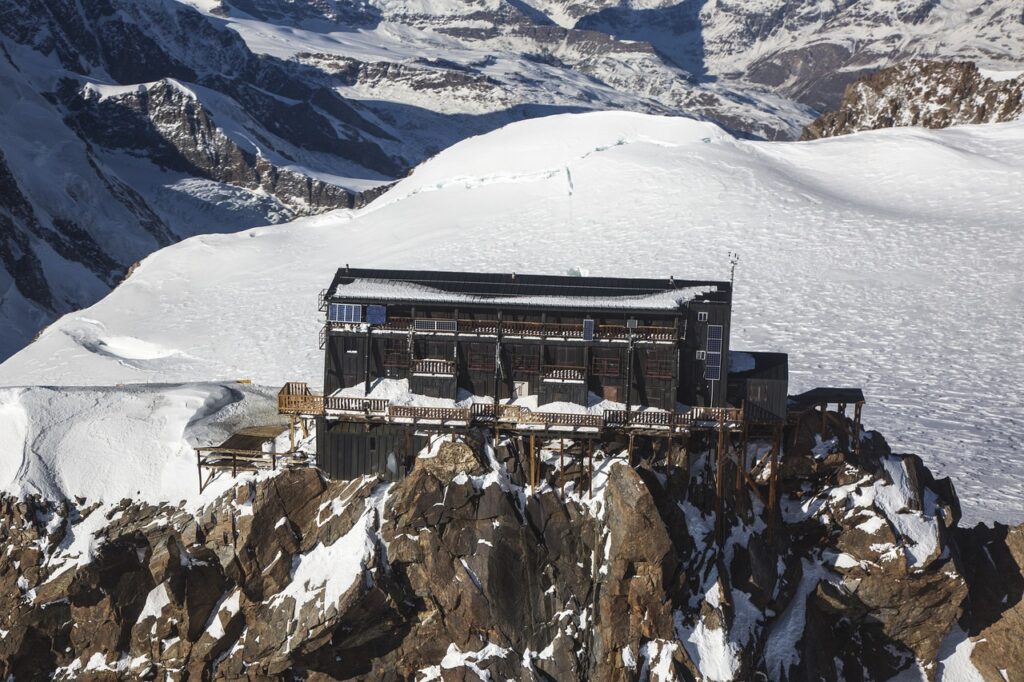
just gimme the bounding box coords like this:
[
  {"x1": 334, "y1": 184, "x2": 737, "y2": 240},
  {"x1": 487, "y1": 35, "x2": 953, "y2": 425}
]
[
  {"x1": 322, "y1": 267, "x2": 733, "y2": 407},
  {"x1": 312, "y1": 267, "x2": 737, "y2": 479}
]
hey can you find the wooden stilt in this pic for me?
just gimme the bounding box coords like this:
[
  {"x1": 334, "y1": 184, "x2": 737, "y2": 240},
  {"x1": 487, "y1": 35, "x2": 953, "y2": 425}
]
[
  {"x1": 588, "y1": 439, "x2": 593, "y2": 499},
  {"x1": 232, "y1": 452, "x2": 237, "y2": 478},
  {"x1": 529, "y1": 432, "x2": 537, "y2": 490},
  {"x1": 197, "y1": 450, "x2": 203, "y2": 493},
  {"x1": 853, "y1": 402, "x2": 863, "y2": 456},
  {"x1": 768, "y1": 425, "x2": 782, "y2": 541},
  {"x1": 559, "y1": 437, "x2": 565, "y2": 497},
  {"x1": 627, "y1": 432, "x2": 635, "y2": 466},
  {"x1": 736, "y1": 421, "x2": 749, "y2": 497},
  {"x1": 715, "y1": 414, "x2": 727, "y2": 546},
  {"x1": 820, "y1": 403, "x2": 827, "y2": 436},
  {"x1": 289, "y1": 415, "x2": 296, "y2": 452},
  {"x1": 300, "y1": 417, "x2": 309, "y2": 440}
]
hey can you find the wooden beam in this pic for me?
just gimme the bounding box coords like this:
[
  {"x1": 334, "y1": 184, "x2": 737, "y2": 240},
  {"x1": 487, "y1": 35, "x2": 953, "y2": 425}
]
[
  {"x1": 715, "y1": 414, "x2": 726, "y2": 546},
  {"x1": 529, "y1": 432, "x2": 536, "y2": 490},
  {"x1": 768, "y1": 424, "x2": 782, "y2": 541},
  {"x1": 627, "y1": 432, "x2": 635, "y2": 466},
  {"x1": 588, "y1": 439, "x2": 593, "y2": 499},
  {"x1": 559, "y1": 437, "x2": 565, "y2": 497}
]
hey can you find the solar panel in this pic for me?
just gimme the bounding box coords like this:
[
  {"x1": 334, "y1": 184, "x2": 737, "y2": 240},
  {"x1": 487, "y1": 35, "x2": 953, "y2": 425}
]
[
  {"x1": 436, "y1": 320, "x2": 458, "y2": 332},
  {"x1": 582, "y1": 319, "x2": 595, "y2": 341},
  {"x1": 704, "y1": 365, "x2": 721, "y2": 381},
  {"x1": 366, "y1": 305, "x2": 387, "y2": 325},
  {"x1": 328, "y1": 303, "x2": 362, "y2": 323},
  {"x1": 706, "y1": 353, "x2": 722, "y2": 367},
  {"x1": 707, "y1": 324, "x2": 723, "y2": 340},
  {"x1": 414, "y1": 319, "x2": 434, "y2": 331}
]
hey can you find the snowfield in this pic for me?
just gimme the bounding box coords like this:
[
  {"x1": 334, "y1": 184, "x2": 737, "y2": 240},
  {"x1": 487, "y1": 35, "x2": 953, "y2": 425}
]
[{"x1": 0, "y1": 112, "x2": 1022, "y2": 525}]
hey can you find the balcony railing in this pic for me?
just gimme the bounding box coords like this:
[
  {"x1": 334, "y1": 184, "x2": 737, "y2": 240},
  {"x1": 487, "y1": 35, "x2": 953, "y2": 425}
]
[
  {"x1": 411, "y1": 358, "x2": 456, "y2": 375},
  {"x1": 278, "y1": 383, "x2": 742, "y2": 431},
  {"x1": 325, "y1": 396, "x2": 390, "y2": 414},
  {"x1": 341, "y1": 315, "x2": 676, "y2": 341},
  {"x1": 542, "y1": 367, "x2": 585, "y2": 382}
]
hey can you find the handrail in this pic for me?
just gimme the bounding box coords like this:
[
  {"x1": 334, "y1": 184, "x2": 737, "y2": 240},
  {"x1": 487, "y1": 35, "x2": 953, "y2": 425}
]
[
  {"x1": 411, "y1": 358, "x2": 456, "y2": 375},
  {"x1": 388, "y1": 405, "x2": 470, "y2": 422},
  {"x1": 325, "y1": 396, "x2": 390, "y2": 413},
  {"x1": 519, "y1": 410, "x2": 604, "y2": 428},
  {"x1": 333, "y1": 315, "x2": 676, "y2": 340}
]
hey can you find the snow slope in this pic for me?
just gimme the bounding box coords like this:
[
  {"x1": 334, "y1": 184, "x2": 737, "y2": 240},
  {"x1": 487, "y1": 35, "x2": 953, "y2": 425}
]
[{"x1": 0, "y1": 112, "x2": 1022, "y2": 525}]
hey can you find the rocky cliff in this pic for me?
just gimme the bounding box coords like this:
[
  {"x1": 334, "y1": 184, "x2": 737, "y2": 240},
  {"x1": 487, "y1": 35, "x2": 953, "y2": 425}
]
[
  {"x1": 1, "y1": 411, "x2": 1021, "y2": 680},
  {"x1": 802, "y1": 60, "x2": 1024, "y2": 139}
]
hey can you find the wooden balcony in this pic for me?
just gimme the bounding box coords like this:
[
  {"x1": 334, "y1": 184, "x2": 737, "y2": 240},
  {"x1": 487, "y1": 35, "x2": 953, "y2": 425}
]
[
  {"x1": 332, "y1": 315, "x2": 676, "y2": 342},
  {"x1": 325, "y1": 396, "x2": 390, "y2": 414},
  {"x1": 542, "y1": 366, "x2": 585, "y2": 382},
  {"x1": 278, "y1": 383, "x2": 742, "y2": 432},
  {"x1": 411, "y1": 358, "x2": 456, "y2": 375},
  {"x1": 278, "y1": 382, "x2": 324, "y2": 415}
]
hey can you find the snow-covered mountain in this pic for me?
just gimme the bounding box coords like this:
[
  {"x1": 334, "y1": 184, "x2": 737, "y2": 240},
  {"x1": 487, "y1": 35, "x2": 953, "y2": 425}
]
[
  {"x1": 2, "y1": 112, "x2": 1022, "y2": 527},
  {"x1": 1, "y1": 0, "x2": 1022, "y2": 361}
]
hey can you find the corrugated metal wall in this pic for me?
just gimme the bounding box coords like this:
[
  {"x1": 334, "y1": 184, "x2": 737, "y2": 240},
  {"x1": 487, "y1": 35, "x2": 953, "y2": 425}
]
[{"x1": 316, "y1": 419, "x2": 425, "y2": 482}]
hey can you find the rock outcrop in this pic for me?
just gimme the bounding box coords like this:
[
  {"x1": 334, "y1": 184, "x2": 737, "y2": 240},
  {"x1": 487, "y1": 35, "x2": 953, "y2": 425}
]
[
  {"x1": 802, "y1": 60, "x2": 1024, "y2": 139},
  {"x1": 0, "y1": 421, "x2": 1021, "y2": 680}
]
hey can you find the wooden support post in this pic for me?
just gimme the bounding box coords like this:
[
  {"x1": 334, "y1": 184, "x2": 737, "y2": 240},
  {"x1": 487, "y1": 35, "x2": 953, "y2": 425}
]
[
  {"x1": 197, "y1": 450, "x2": 203, "y2": 493},
  {"x1": 736, "y1": 421, "x2": 748, "y2": 497},
  {"x1": 820, "y1": 403, "x2": 827, "y2": 436},
  {"x1": 272, "y1": 451, "x2": 277, "y2": 471},
  {"x1": 768, "y1": 425, "x2": 782, "y2": 541},
  {"x1": 665, "y1": 434, "x2": 672, "y2": 473},
  {"x1": 289, "y1": 415, "x2": 296, "y2": 452},
  {"x1": 232, "y1": 452, "x2": 237, "y2": 478},
  {"x1": 627, "y1": 432, "x2": 635, "y2": 466},
  {"x1": 715, "y1": 414, "x2": 726, "y2": 546},
  {"x1": 588, "y1": 439, "x2": 593, "y2": 499},
  {"x1": 854, "y1": 402, "x2": 863, "y2": 456},
  {"x1": 300, "y1": 417, "x2": 309, "y2": 440},
  {"x1": 559, "y1": 437, "x2": 565, "y2": 497},
  {"x1": 530, "y1": 432, "x2": 537, "y2": 490}
]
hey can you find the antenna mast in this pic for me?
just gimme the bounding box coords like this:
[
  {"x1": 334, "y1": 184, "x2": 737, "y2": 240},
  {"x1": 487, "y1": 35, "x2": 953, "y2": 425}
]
[{"x1": 728, "y1": 251, "x2": 740, "y2": 287}]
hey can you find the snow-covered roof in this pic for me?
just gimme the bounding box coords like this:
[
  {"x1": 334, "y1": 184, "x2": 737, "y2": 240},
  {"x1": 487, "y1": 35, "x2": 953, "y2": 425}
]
[{"x1": 328, "y1": 268, "x2": 729, "y2": 312}]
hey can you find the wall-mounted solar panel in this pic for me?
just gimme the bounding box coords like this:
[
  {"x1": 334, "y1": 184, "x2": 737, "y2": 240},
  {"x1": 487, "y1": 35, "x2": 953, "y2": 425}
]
[
  {"x1": 704, "y1": 365, "x2": 722, "y2": 381},
  {"x1": 436, "y1": 320, "x2": 458, "y2": 332},
  {"x1": 366, "y1": 305, "x2": 387, "y2": 325},
  {"x1": 707, "y1": 324, "x2": 723, "y2": 353},
  {"x1": 328, "y1": 303, "x2": 362, "y2": 323},
  {"x1": 582, "y1": 319, "x2": 595, "y2": 341},
  {"x1": 414, "y1": 319, "x2": 434, "y2": 331}
]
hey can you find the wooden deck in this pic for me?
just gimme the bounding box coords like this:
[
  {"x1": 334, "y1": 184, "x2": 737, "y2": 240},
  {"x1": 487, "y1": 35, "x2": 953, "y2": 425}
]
[
  {"x1": 324, "y1": 317, "x2": 677, "y2": 342},
  {"x1": 195, "y1": 424, "x2": 298, "y2": 492},
  {"x1": 278, "y1": 382, "x2": 743, "y2": 434}
]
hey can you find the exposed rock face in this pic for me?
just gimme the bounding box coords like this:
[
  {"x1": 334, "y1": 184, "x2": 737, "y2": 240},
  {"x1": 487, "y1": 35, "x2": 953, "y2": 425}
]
[
  {"x1": 1, "y1": 419, "x2": 1021, "y2": 679},
  {"x1": 802, "y1": 60, "x2": 1024, "y2": 139}
]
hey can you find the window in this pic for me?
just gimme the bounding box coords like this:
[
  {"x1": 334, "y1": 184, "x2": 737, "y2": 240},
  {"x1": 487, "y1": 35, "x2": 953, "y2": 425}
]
[
  {"x1": 644, "y1": 351, "x2": 674, "y2": 378},
  {"x1": 695, "y1": 350, "x2": 706, "y2": 360},
  {"x1": 697, "y1": 311, "x2": 708, "y2": 322},
  {"x1": 510, "y1": 345, "x2": 540, "y2": 373},
  {"x1": 382, "y1": 339, "x2": 408, "y2": 367},
  {"x1": 328, "y1": 303, "x2": 362, "y2": 323},
  {"x1": 414, "y1": 319, "x2": 458, "y2": 332},
  {"x1": 467, "y1": 343, "x2": 495, "y2": 371},
  {"x1": 591, "y1": 348, "x2": 621, "y2": 377}
]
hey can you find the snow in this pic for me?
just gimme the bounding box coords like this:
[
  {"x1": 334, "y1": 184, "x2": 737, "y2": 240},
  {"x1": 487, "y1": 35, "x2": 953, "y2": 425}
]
[
  {"x1": 420, "y1": 642, "x2": 512, "y2": 680},
  {"x1": 333, "y1": 277, "x2": 713, "y2": 310},
  {"x1": 138, "y1": 584, "x2": 172, "y2": 623},
  {"x1": 272, "y1": 482, "x2": 387, "y2": 624},
  {"x1": 0, "y1": 112, "x2": 1022, "y2": 524}
]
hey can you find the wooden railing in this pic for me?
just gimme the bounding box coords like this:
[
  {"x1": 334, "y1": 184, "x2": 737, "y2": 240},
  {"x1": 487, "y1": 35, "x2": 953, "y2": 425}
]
[
  {"x1": 518, "y1": 411, "x2": 605, "y2": 428},
  {"x1": 411, "y1": 358, "x2": 456, "y2": 375},
  {"x1": 278, "y1": 382, "x2": 325, "y2": 415},
  {"x1": 278, "y1": 382, "x2": 742, "y2": 430},
  {"x1": 542, "y1": 367, "x2": 585, "y2": 381},
  {"x1": 340, "y1": 315, "x2": 676, "y2": 341},
  {"x1": 325, "y1": 396, "x2": 390, "y2": 414},
  {"x1": 388, "y1": 405, "x2": 470, "y2": 422}
]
